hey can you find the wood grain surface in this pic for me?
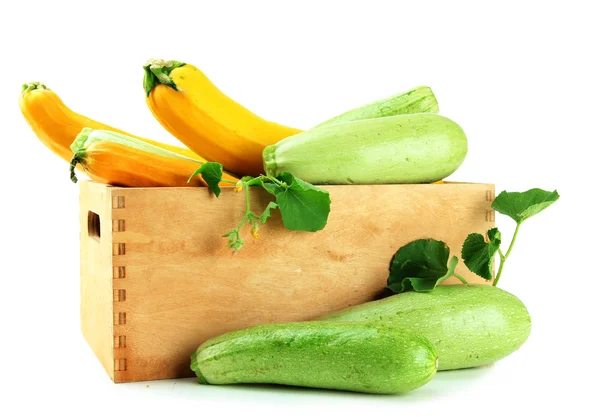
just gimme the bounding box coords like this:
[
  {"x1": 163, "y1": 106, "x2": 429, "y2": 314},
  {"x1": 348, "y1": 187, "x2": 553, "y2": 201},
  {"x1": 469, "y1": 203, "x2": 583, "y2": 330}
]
[
  {"x1": 80, "y1": 181, "x2": 115, "y2": 381},
  {"x1": 79, "y1": 181, "x2": 495, "y2": 383}
]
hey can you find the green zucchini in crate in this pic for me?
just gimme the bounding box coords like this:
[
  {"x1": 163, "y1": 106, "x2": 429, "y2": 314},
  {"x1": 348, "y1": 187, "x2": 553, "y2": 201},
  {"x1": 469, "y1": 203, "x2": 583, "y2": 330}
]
[
  {"x1": 263, "y1": 113, "x2": 468, "y2": 184},
  {"x1": 190, "y1": 321, "x2": 438, "y2": 394},
  {"x1": 318, "y1": 285, "x2": 531, "y2": 370},
  {"x1": 315, "y1": 85, "x2": 439, "y2": 127}
]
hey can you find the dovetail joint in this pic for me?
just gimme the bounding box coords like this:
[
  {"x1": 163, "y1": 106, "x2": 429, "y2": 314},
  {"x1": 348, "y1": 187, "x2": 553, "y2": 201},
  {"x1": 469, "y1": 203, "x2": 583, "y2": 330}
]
[
  {"x1": 114, "y1": 335, "x2": 127, "y2": 348},
  {"x1": 486, "y1": 189, "x2": 494, "y2": 202},
  {"x1": 112, "y1": 219, "x2": 126, "y2": 232},
  {"x1": 114, "y1": 289, "x2": 126, "y2": 302},
  {"x1": 486, "y1": 210, "x2": 495, "y2": 223},
  {"x1": 113, "y1": 266, "x2": 126, "y2": 279},
  {"x1": 112, "y1": 196, "x2": 125, "y2": 209},
  {"x1": 115, "y1": 312, "x2": 127, "y2": 325},
  {"x1": 113, "y1": 243, "x2": 126, "y2": 256},
  {"x1": 114, "y1": 358, "x2": 127, "y2": 372}
]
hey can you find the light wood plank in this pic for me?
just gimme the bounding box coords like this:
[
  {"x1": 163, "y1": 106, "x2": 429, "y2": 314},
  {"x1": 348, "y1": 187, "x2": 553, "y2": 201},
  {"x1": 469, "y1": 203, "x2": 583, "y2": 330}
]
[{"x1": 80, "y1": 181, "x2": 115, "y2": 380}]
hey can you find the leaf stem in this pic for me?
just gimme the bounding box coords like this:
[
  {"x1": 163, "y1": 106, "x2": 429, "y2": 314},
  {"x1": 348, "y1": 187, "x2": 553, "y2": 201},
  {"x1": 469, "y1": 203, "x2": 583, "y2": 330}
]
[
  {"x1": 504, "y1": 222, "x2": 521, "y2": 259},
  {"x1": 262, "y1": 174, "x2": 287, "y2": 188},
  {"x1": 453, "y1": 273, "x2": 469, "y2": 285},
  {"x1": 448, "y1": 256, "x2": 468, "y2": 286},
  {"x1": 220, "y1": 179, "x2": 238, "y2": 185},
  {"x1": 244, "y1": 182, "x2": 251, "y2": 213},
  {"x1": 494, "y1": 255, "x2": 506, "y2": 287},
  {"x1": 493, "y1": 222, "x2": 521, "y2": 287},
  {"x1": 224, "y1": 182, "x2": 262, "y2": 249},
  {"x1": 234, "y1": 184, "x2": 255, "y2": 235}
]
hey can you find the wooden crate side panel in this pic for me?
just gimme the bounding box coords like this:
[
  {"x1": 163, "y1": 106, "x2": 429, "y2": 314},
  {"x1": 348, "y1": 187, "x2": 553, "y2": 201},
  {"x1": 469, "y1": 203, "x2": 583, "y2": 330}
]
[
  {"x1": 79, "y1": 181, "x2": 115, "y2": 380},
  {"x1": 107, "y1": 182, "x2": 494, "y2": 382}
]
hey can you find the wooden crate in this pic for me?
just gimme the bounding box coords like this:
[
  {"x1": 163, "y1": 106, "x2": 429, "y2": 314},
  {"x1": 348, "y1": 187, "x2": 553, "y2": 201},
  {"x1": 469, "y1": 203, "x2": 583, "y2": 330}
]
[{"x1": 80, "y1": 180, "x2": 495, "y2": 383}]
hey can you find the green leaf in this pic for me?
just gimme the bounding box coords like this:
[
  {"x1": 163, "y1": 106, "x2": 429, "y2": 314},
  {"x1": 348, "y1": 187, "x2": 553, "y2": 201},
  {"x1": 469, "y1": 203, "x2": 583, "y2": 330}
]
[
  {"x1": 189, "y1": 162, "x2": 223, "y2": 196},
  {"x1": 461, "y1": 228, "x2": 501, "y2": 280},
  {"x1": 261, "y1": 182, "x2": 281, "y2": 195},
  {"x1": 387, "y1": 239, "x2": 458, "y2": 293},
  {"x1": 270, "y1": 172, "x2": 331, "y2": 231},
  {"x1": 216, "y1": 172, "x2": 330, "y2": 251},
  {"x1": 492, "y1": 188, "x2": 560, "y2": 224},
  {"x1": 391, "y1": 256, "x2": 460, "y2": 293},
  {"x1": 245, "y1": 177, "x2": 264, "y2": 187},
  {"x1": 277, "y1": 172, "x2": 295, "y2": 186},
  {"x1": 260, "y1": 202, "x2": 279, "y2": 224}
]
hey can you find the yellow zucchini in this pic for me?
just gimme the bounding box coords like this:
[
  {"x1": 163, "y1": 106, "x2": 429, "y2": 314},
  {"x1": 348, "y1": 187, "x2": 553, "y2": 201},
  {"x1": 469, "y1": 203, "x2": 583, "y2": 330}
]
[
  {"x1": 143, "y1": 59, "x2": 301, "y2": 177},
  {"x1": 70, "y1": 128, "x2": 208, "y2": 187},
  {"x1": 19, "y1": 82, "x2": 206, "y2": 162}
]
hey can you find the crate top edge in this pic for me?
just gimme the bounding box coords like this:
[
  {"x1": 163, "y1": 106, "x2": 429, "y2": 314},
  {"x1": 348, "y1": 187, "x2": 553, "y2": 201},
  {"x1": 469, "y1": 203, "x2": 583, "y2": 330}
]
[
  {"x1": 80, "y1": 180, "x2": 495, "y2": 193},
  {"x1": 80, "y1": 180, "x2": 495, "y2": 194}
]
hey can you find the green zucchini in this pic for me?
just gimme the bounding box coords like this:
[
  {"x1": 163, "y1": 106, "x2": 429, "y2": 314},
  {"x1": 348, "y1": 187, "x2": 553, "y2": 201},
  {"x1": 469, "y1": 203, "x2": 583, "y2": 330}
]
[
  {"x1": 263, "y1": 113, "x2": 467, "y2": 184},
  {"x1": 318, "y1": 285, "x2": 531, "y2": 370},
  {"x1": 190, "y1": 321, "x2": 438, "y2": 394},
  {"x1": 315, "y1": 86, "x2": 439, "y2": 128}
]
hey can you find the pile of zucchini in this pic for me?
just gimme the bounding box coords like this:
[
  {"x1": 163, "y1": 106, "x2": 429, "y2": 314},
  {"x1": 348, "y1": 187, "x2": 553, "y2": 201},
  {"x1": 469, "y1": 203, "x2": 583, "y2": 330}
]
[
  {"x1": 263, "y1": 86, "x2": 467, "y2": 185},
  {"x1": 188, "y1": 181, "x2": 559, "y2": 394},
  {"x1": 21, "y1": 62, "x2": 553, "y2": 394},
  {"x1": 264, "y1": 112, "x2": 468, "y2": 186},
  {"x1": 187, "y1": 85, "x2": 554, "y2": 395},
  {"x1": 190, "y1": 285, "x2": 531, "y2": 394}
]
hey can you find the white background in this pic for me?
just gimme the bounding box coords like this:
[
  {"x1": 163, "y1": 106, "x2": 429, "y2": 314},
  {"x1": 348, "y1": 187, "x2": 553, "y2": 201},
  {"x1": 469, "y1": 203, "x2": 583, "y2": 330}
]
[{"x1": 1, "y1": 1, "x2": 598, "y2": 416}]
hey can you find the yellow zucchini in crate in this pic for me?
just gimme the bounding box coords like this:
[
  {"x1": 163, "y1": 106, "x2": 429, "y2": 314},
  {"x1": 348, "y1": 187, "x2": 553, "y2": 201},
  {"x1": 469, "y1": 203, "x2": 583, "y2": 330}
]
[
  {"x1": 143, "y1": 59, "x2": 301, "y2": 177},
  {"x1": 70, "y1": 129, "x2": 207, "y2": 187},
  {"x1": 19, "y1": 82, "x2": 208, "y2": 163}
]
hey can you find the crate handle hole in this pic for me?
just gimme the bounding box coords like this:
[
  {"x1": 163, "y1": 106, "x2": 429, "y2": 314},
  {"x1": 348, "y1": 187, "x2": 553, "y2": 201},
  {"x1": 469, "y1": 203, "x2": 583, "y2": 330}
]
[{"x1": 88, "y1": 211, "x2": 101, "y2": 240}]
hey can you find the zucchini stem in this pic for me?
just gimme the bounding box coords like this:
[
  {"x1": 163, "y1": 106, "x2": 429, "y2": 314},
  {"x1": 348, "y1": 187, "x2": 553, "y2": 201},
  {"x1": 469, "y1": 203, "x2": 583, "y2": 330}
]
[
  {"x1": 69, "y1": 150, "x2": 86, "y2": 183},
  {"x1": 21, "y1": 82, "x2": 50, "y2": 93},
  {"x1": 142, "y1": 59, "x2": 185, "y2": 96}
]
